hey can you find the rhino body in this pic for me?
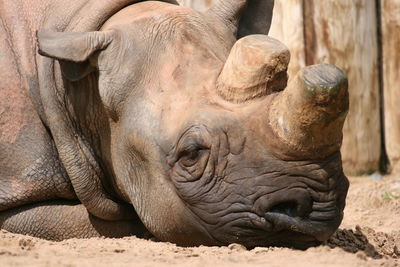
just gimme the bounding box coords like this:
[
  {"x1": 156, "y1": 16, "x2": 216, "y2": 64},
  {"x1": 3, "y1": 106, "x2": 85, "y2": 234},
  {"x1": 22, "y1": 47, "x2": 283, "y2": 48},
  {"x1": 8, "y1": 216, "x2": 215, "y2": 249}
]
[{"x1": 0, "y1": 0, "x2": 349, "y2": 248}]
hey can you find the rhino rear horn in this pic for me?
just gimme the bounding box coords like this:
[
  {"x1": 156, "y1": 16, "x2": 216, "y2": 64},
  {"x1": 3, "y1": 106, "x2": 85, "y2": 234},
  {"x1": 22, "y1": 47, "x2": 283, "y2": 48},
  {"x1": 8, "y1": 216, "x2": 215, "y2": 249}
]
[
  {"x1": 217, "y1": 35, "x2": 290, "y2": 102},
  {"x1": 37, "y1": 30, "x2": 114, "y2": 81}
]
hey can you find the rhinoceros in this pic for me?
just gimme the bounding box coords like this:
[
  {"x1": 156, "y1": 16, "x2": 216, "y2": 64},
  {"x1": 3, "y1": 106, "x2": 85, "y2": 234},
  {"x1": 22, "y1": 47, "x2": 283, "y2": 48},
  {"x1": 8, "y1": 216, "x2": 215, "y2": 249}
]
[{"x1": 0, "y1": 0, "x2": 349, "y2": 248}]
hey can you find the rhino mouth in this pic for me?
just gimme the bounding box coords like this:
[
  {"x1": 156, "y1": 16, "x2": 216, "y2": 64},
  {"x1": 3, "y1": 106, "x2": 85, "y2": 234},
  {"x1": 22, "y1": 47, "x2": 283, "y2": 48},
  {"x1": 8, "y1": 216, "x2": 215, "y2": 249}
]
[
  {"x1": 265, "y1": 207, "x2": 343, "y2": 241},
  {"x1": 265, "y1": 196, "x2": 343, "y2": 240},
  {"x1": 220, "y1": 205, "x2": 343, "y2": 249},
  {"x1": 228, "y1": 204, "x2": 342, "y2": 247},
  {"x1": 206, "y1": 174, "x2": 349, "y2": 249}
]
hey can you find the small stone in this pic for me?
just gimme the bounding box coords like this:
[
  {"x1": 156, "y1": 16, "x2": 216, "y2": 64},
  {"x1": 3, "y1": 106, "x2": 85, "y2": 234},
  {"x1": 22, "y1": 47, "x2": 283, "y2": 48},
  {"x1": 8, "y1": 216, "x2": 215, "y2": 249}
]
[
  {"x1": 252, "y1": 247, "x2": 269, "y2": 254},
  {"x1": 228, "y1": 243, "x2": 247, "y2": 251}
]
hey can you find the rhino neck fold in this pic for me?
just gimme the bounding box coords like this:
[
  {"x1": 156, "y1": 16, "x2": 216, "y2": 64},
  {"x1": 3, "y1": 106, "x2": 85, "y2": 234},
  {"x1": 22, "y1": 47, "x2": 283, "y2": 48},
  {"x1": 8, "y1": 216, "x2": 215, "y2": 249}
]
[{"x1": 36, "y1": 0, "x2": 159, "y2": 221}]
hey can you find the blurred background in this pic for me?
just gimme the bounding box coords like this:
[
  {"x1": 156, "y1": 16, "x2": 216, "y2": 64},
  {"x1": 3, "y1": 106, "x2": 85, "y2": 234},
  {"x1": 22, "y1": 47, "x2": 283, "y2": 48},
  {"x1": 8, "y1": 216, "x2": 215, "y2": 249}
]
[{"x1": 178, "y1": 0, "x2": 400, "y2": 177}]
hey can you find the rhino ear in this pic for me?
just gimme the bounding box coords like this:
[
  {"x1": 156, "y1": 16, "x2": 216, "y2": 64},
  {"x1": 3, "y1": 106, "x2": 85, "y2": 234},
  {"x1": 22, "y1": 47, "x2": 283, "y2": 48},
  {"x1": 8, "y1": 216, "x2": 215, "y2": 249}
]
[
  {"x1": 237, "y1": 0, "x2": 274, "y2": 38},
  {"x1": 207, "y1": 0, "x2": 274, "y2": 38},
  {"x1": 37, "y1": 30, "x2": 114, "y2": 81}
]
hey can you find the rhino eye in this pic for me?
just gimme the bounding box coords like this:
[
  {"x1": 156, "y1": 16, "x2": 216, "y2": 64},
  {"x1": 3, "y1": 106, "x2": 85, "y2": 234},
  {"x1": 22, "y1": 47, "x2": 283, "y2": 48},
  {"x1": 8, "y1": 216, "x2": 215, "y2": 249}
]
[
  {"x1": 174, "y1": 144, "x2": 209, "y2": 182},
  {"x1": 178, "y1": 145, "x2": 207, "y2": 167},
  {"x1": 171, "y1": 125, "x2": 211, "y2": 182}
]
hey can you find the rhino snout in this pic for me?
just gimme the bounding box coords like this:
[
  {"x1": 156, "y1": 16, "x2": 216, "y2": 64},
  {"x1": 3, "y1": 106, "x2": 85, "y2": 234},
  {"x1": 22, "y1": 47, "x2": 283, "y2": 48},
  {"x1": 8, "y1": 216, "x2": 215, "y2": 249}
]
[{"x1": 252, "y1": 184, "x2": 344, "y2": 245}]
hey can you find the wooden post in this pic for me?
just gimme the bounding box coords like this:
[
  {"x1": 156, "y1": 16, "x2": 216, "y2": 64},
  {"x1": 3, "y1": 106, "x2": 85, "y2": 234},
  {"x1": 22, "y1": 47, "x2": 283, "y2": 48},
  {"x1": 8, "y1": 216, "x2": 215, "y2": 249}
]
[
  {"x1": 382, "y1": 0, "x2": 400, "y2": 173},
  {"x1": 303, "y1": 0, "x2": 381, "y2": 175},
  {"x1": 268, "y1": 0, "x2": 306, "y2": 82}
]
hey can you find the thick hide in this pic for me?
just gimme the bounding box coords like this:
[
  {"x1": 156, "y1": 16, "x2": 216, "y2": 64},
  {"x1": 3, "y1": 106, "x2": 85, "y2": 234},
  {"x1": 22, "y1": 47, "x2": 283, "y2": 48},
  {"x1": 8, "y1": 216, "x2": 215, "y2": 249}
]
[{"x1": 0, "y1": 0, "x2": 348, "y2": 249}]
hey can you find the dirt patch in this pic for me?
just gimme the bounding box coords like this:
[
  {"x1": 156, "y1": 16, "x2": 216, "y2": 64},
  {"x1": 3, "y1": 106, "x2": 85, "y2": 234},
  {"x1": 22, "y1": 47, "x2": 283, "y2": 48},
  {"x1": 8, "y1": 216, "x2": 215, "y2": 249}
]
[
  {"x1": 327, "y1": 227, "x2": 400, "y2": 259},
  {"x1": 0, "y1": 176, "x2": 399, "y2": 267}
]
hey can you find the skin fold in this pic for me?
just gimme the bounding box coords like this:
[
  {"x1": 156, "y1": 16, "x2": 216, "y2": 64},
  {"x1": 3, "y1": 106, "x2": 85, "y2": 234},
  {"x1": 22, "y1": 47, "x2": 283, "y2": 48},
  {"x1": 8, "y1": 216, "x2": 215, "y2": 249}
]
[{"x1": 0, "y1": 0, "x2": 349, "y2": 249}]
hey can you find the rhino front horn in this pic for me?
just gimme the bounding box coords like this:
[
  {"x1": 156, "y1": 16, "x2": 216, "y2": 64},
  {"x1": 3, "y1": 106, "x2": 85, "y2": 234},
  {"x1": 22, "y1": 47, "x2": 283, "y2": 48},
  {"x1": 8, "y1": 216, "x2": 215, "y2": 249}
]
[
  {"x1": 217, "y1": 35, "x2": 290, "y2": 103},
  {"x1": 268, "y1": 64, "x2": 349, "y2": 159}
]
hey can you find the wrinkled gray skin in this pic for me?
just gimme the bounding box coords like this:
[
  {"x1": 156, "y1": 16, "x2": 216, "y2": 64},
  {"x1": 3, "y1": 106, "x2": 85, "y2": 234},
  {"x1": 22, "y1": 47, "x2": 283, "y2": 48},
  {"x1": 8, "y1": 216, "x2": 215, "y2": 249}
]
[{"x1": 0, "y1": 0, "x2": 349, "y2": 248}]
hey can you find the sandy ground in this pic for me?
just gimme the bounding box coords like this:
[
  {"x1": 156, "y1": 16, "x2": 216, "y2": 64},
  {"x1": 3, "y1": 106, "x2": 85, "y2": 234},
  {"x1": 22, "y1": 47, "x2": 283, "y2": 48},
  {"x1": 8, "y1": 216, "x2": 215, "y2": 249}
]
[{"x1": 1, "y1": 176, "x2": 399, "y2": 267}]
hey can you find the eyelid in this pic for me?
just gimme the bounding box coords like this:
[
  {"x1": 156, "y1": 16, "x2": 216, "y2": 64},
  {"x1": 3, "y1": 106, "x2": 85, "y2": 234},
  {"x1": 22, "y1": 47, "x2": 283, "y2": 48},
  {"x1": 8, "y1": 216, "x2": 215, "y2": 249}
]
[
  {"x1": 177, "y1": 135, "x2": 208, "y2": 154},
  {"x1": 178, "y1": 141, "x2": 207, "y2": 158},
  {"x1": 172, "y1": 125, "x2": 212, "y2": 162}
]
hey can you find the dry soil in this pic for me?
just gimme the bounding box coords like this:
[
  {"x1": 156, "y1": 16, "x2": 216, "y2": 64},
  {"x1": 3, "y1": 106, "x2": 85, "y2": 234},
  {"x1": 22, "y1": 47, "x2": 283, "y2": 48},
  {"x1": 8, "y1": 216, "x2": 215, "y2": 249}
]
[{"x1": 1, "y1": 176, "x2": 399, "y2": 267}]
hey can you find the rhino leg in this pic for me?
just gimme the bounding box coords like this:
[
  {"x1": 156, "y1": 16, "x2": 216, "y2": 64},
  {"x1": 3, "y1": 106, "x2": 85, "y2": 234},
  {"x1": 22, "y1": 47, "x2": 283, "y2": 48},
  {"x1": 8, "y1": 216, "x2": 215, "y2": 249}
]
[{"x1": 0, "y1": 201, "x2": 146, "y2": 241}]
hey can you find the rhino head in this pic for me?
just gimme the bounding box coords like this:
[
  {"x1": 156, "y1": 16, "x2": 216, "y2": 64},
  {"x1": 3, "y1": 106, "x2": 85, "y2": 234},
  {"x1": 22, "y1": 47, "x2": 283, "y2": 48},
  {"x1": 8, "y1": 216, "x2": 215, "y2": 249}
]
[{"x1": 37, "y1": 1, "x2": 349, "y2": 248}]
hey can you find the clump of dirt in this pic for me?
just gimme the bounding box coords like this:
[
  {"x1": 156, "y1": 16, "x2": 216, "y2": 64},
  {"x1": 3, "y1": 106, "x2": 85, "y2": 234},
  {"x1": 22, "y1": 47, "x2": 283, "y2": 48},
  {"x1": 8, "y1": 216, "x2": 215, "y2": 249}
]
[{"x1": 327, "y1": 226, "x2": 400, "y2": 259}]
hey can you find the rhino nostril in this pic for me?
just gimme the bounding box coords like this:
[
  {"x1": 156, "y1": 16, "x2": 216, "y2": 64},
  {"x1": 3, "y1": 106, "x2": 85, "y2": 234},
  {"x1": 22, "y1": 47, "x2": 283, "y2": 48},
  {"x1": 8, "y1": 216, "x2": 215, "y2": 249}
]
[
  {"x1": 269, "y1": 202, "x2": 298, "y2": 217},
  {"x1": 255, "y1": 190, "x2": 313, "y2": 219},
  {"x1": 267, "y1": 196, "x2": 312, "y2": 218}
]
